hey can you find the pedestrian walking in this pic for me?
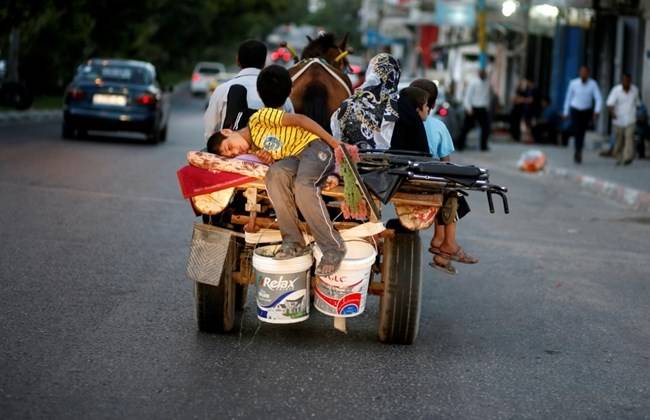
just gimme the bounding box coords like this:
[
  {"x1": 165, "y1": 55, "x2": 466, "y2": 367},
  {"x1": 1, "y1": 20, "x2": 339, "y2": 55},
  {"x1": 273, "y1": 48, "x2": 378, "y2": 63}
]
[
  {"x1": 458, "y1": 69, "x2": 492, "y2": 151},
  {"x1": 606, "y1": 73, "x2": 640, "y2": 165},
  {"x1": 510, "y1": 78, "x2": 535, "y2": 142},
  {"x1": 562, "y1": 65, "x2": 602, "y2": 164}
]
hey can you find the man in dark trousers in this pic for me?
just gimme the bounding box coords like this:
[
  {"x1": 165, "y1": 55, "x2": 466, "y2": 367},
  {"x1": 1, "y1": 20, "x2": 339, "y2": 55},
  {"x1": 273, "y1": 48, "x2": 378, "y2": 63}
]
[
  {"x1": 457, "y1": 69, "x2": 492, "y2": 151},
  {"x1": 562, "y1": 65, "x2": 602, "y2": 163}
]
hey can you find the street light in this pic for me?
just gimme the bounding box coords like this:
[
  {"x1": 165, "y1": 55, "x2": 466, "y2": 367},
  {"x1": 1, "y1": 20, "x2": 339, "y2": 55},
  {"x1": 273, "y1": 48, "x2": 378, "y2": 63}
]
[{"x1": 502, "y1": 0, "x2": 518, "y2": 17}]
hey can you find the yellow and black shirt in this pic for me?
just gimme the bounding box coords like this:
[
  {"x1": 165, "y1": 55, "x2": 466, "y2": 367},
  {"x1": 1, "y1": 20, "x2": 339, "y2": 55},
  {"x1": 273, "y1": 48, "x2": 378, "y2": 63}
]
[{"x1": 248, "y1": 108, "x2": 319, "y2": 160}]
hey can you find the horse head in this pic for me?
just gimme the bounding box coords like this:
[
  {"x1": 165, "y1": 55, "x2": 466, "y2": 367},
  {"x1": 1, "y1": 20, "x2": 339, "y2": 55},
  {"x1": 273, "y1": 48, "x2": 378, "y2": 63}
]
[{"x1": 302, "y1": 32, "x2": 351, "y2": 73}]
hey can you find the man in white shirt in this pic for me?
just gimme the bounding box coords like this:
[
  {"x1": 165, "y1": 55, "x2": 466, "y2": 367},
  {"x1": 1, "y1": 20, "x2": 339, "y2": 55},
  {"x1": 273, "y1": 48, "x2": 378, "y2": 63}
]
[
  {"x1": 458, "y1": 69, "x2": 492, "y2": 151},
  {"x1": 562, "y1": 66, "x2": 602, "y2": 163},
  {"x1": 203, "y1": 40, "x2": 293, "y2": 141},
  {"x1": 606, "y1": 73, "x2": 640, "y2": 165}
]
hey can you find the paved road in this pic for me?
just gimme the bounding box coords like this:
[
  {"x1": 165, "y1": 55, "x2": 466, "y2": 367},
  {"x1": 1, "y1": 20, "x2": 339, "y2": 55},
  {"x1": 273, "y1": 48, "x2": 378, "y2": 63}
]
[{"x1": 1, "y1": 88, "x2": 649, "y2": 419}]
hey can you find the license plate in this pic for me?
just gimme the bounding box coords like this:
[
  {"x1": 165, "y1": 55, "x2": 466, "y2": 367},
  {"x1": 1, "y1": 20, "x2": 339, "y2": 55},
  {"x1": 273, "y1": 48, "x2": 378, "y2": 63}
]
[{"x1": 93, "y1": 94, "x2": 127, "y2": 106}]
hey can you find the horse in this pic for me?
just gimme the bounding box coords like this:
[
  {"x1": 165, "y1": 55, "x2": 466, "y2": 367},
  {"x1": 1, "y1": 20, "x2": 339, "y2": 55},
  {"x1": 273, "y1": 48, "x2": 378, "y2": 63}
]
[{"x1": 288, "y1": 33, "x2": 353, "y2": 131}]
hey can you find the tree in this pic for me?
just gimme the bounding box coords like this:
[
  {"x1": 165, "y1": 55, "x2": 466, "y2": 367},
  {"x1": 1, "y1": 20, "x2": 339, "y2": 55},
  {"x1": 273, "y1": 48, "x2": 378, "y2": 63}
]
[{"x1": 0, "y1": 0, "x2": 361, "y2": 95}]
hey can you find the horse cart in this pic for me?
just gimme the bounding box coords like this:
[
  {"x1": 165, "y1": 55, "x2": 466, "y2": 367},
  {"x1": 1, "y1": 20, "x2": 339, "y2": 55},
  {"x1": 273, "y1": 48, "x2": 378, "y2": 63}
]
[{"x1": 182, "y1": 149, "x2": 509, "y2": 345}]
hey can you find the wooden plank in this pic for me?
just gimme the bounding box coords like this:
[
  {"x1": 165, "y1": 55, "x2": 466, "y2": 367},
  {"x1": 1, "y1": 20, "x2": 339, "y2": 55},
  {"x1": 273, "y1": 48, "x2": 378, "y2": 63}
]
[
  {"x1": 368, "y1": 281, "x2": 384, "y2": 296},
  {"x1": 391, "y1": 192, "x2": 443, "y2": 207},
  {"x1": 236, "y1": 182, "x2": 442, "y2": 208},
  {"x1": 230, "y1": 215, "x2": 360, "y2": 230}
]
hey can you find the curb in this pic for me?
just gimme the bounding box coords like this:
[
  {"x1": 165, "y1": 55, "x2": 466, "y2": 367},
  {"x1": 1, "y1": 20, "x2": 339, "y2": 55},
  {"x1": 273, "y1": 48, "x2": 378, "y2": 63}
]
[
  {"x1": 547, "y1": 167, "x2": 650, "y2": 213},
  {"x1": 0, "y1": 109, "x2": 61, "y2": 125}
]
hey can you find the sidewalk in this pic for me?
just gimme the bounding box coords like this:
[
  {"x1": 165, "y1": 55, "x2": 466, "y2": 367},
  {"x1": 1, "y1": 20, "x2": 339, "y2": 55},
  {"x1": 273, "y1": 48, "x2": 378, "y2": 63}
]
[
  {"x1": 455, "y1": 131, "x2": 650, "y2": 213},
  {"x1": 0, "y1": 108, "x2": 61, "y2": 126}
]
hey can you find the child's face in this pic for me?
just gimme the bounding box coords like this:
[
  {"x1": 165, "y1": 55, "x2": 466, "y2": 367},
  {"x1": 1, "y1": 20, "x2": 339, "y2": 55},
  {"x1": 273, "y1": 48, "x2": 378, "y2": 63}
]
[
  {"x1": 218, "y1": 129, "x2": 250, "y2": 157},
  {"x1": 417, "y1": 103, "x2": 430, "y2": 121}
]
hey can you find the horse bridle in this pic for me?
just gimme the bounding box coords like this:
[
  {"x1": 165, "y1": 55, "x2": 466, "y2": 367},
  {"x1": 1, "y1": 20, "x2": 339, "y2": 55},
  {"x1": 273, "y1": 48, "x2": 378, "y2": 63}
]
[{"x1": 334, "y1": 49, "x2": 352, "y2": 73}]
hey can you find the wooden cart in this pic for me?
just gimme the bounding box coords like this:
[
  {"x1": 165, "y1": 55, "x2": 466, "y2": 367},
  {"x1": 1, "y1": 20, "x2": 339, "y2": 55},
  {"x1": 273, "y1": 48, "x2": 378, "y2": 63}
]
[
  {"x1": 187, "y1": 150, "x2": 509, "y2": 345},
  {"x1": 192, "y1": 177, "x2": 445, "y2": 345}
]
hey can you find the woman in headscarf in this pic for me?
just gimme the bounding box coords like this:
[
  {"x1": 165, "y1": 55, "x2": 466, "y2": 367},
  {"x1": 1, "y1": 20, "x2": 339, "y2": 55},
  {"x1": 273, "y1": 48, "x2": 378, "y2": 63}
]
[
  {"x1": 389, "y1": 86, "x2": 430, "y2": 153},
  {"x1": 330, "y1": 53, "x2": 401, "y2": 149},
  {"x1": 331, "y1": 53, "x2": 429, "y2": 154}
]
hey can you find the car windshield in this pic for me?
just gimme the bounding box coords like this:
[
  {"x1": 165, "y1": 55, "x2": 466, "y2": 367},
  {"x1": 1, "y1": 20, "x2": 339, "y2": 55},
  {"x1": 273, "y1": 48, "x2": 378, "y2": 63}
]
[{"x1": 77, "y1": 64, "x2": 152, "y2": 84}]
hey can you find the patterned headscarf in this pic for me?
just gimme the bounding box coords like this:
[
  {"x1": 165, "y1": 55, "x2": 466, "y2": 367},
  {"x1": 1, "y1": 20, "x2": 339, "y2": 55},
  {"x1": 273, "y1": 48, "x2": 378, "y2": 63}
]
[{"x1": 335, "y1": 53, "x2": 401, "y2": 148}]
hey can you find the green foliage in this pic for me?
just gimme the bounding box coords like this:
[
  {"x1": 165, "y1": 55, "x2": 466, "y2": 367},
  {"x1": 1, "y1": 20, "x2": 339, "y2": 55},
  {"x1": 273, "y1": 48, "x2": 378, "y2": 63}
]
[{"x1": 0, "y1": 0, "x2": 361, "y2": 95}]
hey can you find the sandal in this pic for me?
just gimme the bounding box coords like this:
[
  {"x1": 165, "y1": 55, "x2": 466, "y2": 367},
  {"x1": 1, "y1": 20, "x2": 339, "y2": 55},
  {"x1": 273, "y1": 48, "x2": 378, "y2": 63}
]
[
  {"x1": 273, "y1": 243, "x2": 310, "y2": 260},
  {"x1": 428, "y1": 246, "x2": 443, "y2": 255},
  {"x1": 438, "y1": 247, "x2": 479, "y2": 264},
  {"x1": 429, "y1": 256, "x2": 457, "y2": 275}
]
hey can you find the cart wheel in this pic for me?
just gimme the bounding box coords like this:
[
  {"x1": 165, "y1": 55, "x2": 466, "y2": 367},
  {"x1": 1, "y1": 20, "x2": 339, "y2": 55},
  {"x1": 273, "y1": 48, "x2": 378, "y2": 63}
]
[
  {"x1": 194, "y1": 237, "x2": 240, "y2": 333},
  {"x1": 377, "y1": 219, "x2": 422, "y2": 345},
  {"x1": 235, "y1": 284, "x2": 248, "y2": 311}
]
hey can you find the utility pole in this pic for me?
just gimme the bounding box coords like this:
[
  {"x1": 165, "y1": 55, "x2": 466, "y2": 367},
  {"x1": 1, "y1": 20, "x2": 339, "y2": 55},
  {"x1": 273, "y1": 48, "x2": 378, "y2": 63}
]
[
  {"x1": 520, "y1": 0, "x2": 530, "y2": 79},
  {"x1": 7, "y1": 27, "x2": 20, "y2": 82},
  {"x1": 477, "y1": 0, "x2": 487, "y2": 70}
]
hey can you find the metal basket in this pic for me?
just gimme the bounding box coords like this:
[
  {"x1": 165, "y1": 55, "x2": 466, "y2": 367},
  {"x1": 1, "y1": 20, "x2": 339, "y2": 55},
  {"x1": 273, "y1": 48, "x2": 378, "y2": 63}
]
[{"x1": 186, "y1": 223, "x2": 233, "y2": 286}]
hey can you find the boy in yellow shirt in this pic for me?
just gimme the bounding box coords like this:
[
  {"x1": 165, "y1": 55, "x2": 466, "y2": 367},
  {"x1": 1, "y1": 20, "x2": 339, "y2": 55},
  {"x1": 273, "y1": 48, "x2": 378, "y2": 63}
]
[{"x1": 207, "y1": 65, "x2": 346, "y2": 276}]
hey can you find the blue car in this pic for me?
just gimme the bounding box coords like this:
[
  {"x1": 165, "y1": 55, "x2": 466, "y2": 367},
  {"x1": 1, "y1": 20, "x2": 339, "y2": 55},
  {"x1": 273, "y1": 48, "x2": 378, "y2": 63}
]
[{"x1": 62, "y1": 59, "x2": 171, "y2": 143}]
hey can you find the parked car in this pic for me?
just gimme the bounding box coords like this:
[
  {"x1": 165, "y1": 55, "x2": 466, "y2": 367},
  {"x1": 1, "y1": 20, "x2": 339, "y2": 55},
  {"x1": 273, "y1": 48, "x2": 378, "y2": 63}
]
[
  {"x1": 190, "y1": 62, "x2": 226, "y2": 95},
  {"x1": 62, "y1": 58, "x2": 171, "y2": 143}
]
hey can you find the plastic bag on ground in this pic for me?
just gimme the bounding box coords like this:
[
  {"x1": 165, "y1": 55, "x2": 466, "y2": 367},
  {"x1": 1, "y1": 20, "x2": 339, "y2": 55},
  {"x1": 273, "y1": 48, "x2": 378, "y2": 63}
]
[{"x1": 517, "y1": 150, "x2": 546, "y2": 172}]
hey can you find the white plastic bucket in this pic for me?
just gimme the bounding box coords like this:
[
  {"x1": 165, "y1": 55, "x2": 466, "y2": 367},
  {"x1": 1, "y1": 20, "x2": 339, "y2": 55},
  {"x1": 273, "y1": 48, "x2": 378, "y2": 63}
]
[
  {"x1": 313, "y1": 240, "x2": 377, "y2": 318},
  {"x1": 253, "y1": 245, "x2": 313, "y2": 324}
]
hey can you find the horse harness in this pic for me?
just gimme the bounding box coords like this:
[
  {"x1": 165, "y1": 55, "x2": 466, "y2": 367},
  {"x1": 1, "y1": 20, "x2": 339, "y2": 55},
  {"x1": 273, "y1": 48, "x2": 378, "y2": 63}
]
[{"x1": 290, "y1": 58, "x2": 352, "y2": 97}]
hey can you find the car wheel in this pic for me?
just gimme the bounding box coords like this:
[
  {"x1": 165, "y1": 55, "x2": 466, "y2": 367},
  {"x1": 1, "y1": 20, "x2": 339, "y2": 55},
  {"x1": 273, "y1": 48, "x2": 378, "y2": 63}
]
[
  {"x1": 158, "y1": 126, "x2": 168, "y2": 142},
  {"x1": 146, "y1": 128, "x2": 160, "y2": 144},
  {"x1": 61, "y1": 121, "x2": 75, "y2": 139}
]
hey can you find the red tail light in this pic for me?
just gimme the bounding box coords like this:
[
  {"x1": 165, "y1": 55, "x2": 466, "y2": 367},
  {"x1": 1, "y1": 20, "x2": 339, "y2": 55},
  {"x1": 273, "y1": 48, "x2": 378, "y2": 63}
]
[
  {"x1": 271, "y1": 48, "x2": 292, "y2": 62},
  {"x1": 136, "y1": 93, "x2": 156, "y2": 106},
  {"x1": 68, "y1": 88, "x2": 85, "y2": 100},
  {"x1": 438, "y1": 107, "x2": 449, "y2": 117},
  {"x1": 192, "y1": 73, "x2": 201, "y2": 82}
]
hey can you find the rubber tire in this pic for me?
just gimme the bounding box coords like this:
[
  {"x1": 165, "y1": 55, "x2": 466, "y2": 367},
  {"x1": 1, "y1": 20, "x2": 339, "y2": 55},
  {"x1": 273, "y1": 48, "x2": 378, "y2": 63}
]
[
  {"x1": 377, "y1": 219, "x2": 423, "y2": 345},
  {"x1": 146, "y1": 127, "x2": 160, "y2": 144},
  {"x1": 61, "y1": 121, "x2": 75, "y2": 139},
  {"x1": 158, "y1": 125, "x2": 168, "y2": 142},
  {"x1": 194, "y1": 236, "x2": 239, "y2": 333},
  {"x1": 235, "y1": 284, "x2": 248, "y2": 311}
]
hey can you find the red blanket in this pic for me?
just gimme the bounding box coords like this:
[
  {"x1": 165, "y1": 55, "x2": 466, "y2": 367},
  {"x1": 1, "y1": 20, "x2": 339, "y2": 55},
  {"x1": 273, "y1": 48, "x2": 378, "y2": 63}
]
[{"x1": 176, "y1": 165, "x2": 254, "y2": 199}]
